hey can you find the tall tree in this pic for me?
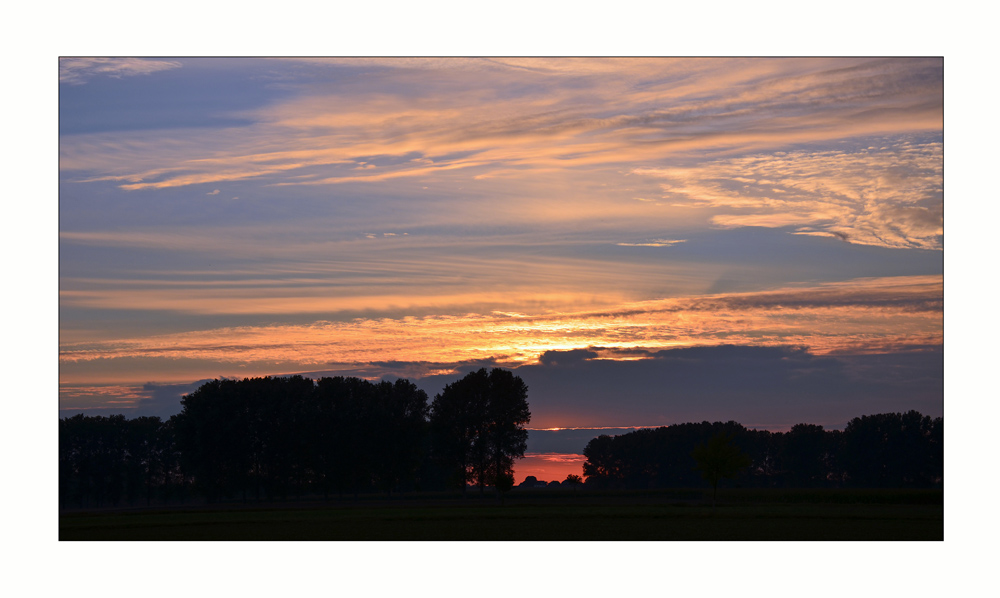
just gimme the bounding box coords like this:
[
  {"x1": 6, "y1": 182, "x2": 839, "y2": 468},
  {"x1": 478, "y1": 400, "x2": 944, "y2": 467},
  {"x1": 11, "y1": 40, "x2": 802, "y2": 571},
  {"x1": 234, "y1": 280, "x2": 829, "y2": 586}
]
[
  {"x1": 172, "y1": 379, "x2": 250, "y2": 501},
  {"x1": 781, "y1": 423, "x2": 830, "y2": 487},
  {"x1": 122, "y1": 416, "x2": 164, "y2": 506},
  {"x1": 691, "y1": 432, "x2": 752, "y2": 505},
  {"x1": 368, "y1": 379, "x2": 430, "y2": 494},
  {"x1": 582, "y1": 434, "x2": 619, "y2": 488},
  {"x1": 429, "y1": 368, "x2": 530, "y2": 494},
  {"x1": 842, "y1": 411, "x2": 941, "y2": 487}
]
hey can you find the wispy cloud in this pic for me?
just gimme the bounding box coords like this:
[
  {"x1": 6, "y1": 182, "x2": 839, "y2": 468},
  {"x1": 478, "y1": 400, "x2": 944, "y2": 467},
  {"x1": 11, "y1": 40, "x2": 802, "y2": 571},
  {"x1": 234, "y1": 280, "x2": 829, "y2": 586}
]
[
  {"x1": 59, "y1": 275, "x2": 942, "y2": 374},
  {"x1": 59, "y1": 381, "x2": 205, "y2": 418},
  {"x1": 616, "y1": 239, "x2": 686, "y2": 247},
  {"x1": 59, "y1": 226, "x2": 721, "y2": 317},
  {"x1": 635, "y1": 138, "x2": 943, "y2": 249},
  {"x1": 59, "y1": 57, "x2": 182, "y2": 85},
  {"x1": 59, "y1": 384, "x2": 148, "y2": 408},
  {"x1": 60, "y1": 58, "x2": 942, "y2": 209},
  {"x1": 523, "y1": 453, "x2": 587, "y2": 464}
]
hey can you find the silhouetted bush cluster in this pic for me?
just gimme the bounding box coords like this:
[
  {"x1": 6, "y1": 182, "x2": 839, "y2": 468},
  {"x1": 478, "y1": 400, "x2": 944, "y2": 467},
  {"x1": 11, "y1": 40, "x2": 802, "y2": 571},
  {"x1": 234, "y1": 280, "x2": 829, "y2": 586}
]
[
  {"x1": 60, "y1": 371, "x2": 530, "y2": 507},
  {"x1": 582, "y1": 411, "x2": 942, "y2": 490}
]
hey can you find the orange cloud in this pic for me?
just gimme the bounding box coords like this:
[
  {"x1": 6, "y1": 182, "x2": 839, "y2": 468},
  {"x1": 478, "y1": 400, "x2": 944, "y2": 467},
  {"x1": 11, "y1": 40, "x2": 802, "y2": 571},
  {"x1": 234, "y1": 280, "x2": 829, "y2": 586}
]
[
  {"x1": 60, "y1": 275, "x2": 942, "y2": 372},
  {"x1": 59, "y1": 385, "x2": 148, "y2": 410},
  {"x1": 61, "y1": 58, "x2": 942, "y2": 222},
  {"x1": 637, "y1": 139, "x2": 943, "y2": 249}
]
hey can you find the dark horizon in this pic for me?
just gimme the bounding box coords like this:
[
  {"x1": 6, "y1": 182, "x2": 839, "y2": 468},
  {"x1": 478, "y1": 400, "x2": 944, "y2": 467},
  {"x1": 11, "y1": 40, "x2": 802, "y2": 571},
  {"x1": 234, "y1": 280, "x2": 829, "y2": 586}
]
[{"x1": 59, "y1": 368, "x2": 942, "y2": 507}]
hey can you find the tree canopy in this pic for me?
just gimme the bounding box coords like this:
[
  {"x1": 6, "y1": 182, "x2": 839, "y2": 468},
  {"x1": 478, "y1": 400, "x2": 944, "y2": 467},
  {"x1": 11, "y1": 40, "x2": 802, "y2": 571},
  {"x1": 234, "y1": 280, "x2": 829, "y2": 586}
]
[
  {"x1": 580, "y1": 412, "x2": 942, "y2": 492},
  {"x1": 429, "y1": 368, "x2": 530, "y2": 493},
  {"x1": 61, "y1": 371, "x2": 532, "y2": 507},
  {"x1": 61, "y1": 377, "x2": 938, "y2": 508},
  {"x1": 692, "y1": 432, "x2": 752, "y2": 503}
]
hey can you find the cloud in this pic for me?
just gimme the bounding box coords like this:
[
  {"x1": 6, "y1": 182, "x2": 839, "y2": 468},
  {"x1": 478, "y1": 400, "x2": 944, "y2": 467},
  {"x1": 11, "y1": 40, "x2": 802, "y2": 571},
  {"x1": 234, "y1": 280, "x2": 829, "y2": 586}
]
[
  {"x1": 616, "y1": 239, "x2": 686, "y2": 247},
  {"x1": 59, "y1": 275, "x2": 942, "y2": 373},
  {"x1": 538, "y1": 349, "x2": 599, "y2": 366},
  {"x1": 526, "y1": 428, "x2": 643, "y2": 453},
  {"x1": 207, "y1": 189, "x2": 220, "y2": 195},
  {"x1": 57, "y1": 58, "x2": 944, "y2": 418},
  {"x1": 59, "y1": 384, "x2": 148, "y2": 412},
  {"x1": 59, "y1": 380, "x2": 206, "y2": 419},
  {"x1": 59, "y1": 57, "x2": 182, "y2": 85},
  {"x1": 237, "y1": 345, "x2": 945, "y2": 432},
  {"x1": 57, "y1": 343, "x2": 943, "y2": 431},
  {"x1": 523, "y1": 453, "x2": 587, "y2": 464},
  {"x1": 133, "y1": 381, "x2": 206, "y2": 417},
  {"x1": 510, "y1": 344, "x2": 943, "y2": 429},
  {"x1": 60, "y1": 58, "x2": 941, "y2": 207},
  {"x1": 59, "y1": 226, "x2": 722, "y2": 316},
  {"x1": 635, "y1": 138, "x2": 943, "y2": 249}
]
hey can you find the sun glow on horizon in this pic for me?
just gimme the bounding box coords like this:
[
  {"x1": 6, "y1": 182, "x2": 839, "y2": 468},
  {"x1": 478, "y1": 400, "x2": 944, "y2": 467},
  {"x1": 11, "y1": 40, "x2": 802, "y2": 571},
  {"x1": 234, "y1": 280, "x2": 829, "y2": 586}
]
[
  {"x1": 59, "y1": 58, "x2": 943, "y2": 424},
  {"x1": 514, "y1": 453, "x2": 588, "y2": 485},
  {"x1": 60, "y1": 274, "x2": 942, "y2": 385}
]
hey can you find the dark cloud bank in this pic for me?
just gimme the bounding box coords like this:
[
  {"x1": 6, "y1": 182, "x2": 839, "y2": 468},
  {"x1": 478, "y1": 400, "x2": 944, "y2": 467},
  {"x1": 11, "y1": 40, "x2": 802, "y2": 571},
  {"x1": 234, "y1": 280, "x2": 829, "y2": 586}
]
[
  {"x1": 63, "y1": 345, "x2": 942, "y2": 455},
  {"x1": 59, "y1": 380, "x2": 209, "y2": 420},
  {"x1": 415, "y1": 345, "x2": 942, "y2": 432}
]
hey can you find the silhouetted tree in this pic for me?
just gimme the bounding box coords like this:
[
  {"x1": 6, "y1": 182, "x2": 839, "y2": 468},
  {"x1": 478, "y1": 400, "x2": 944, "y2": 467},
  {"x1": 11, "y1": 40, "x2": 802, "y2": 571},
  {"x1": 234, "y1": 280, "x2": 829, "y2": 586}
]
[
  {"x1": 122, "y1": 416, "x2": 164, "y2": 506},
  {"x1": 781, "y1": 423, "x2": 831, "y2": 487},
  {"x1": 313, "y1": 376, "x2": 372, "y2": 498},
  {"x1": 253, "y1": 376, "x2": 315, "y2": 499},
  {"x1": 746, "y1": 427, "x2": 780, "y2": 485},
  {"x1": 582, "y1": 434, "x2": 621, "y2": 488},
  {"x1": 583, "y1": 422, "x2": 753, "y2": 490},
  {"x1": 367, "y1": 379, "x2": 430, "y2": 494},
  {"x1": 61, "y1": 388, "x2": 942, "y2": 509},
  {"x1": 158, "y1": 416, "x2": 187, "y2": 502},
  {"x1": 842, "y1": 411, "x2": 941, "y2": 487},
  {"x1": 172, "y1": 379, "x2": 250, "y2": 501},
  {"x1": 59, "y1": 414, "x2": 136, "y2": 507},
  {"x1": 170, "y1": 375, "x2": 432, "y2": 501},
  {"x1": 495, "y1": 471, "x2": 514, "y2": 504},
  {"x1": 691, "y1": 432, "x2": 752, "y2": 505},
  {"x1": 429, "y1": 368, "x2": 530, "y2": 494}
]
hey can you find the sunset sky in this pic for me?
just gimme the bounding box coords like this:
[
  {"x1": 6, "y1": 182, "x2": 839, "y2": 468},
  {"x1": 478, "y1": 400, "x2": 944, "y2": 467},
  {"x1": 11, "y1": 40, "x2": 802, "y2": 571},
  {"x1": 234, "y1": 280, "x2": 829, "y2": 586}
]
[{"x1": 59, "y1": 57, "x2": 943, "y2": 479}]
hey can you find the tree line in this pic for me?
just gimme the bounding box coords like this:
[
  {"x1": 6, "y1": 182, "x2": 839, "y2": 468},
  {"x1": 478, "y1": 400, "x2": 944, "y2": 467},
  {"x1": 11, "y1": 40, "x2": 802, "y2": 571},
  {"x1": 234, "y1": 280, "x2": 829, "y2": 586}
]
[
  {"x1": 60, "y1": 372, "x2": 941, "y2": 508},
  {"x1": 583, "y1": 411, "x2": 942, "y2": 490},
  {"x1": 60, "y1": 368, "x2": 530, "y2": 508}
]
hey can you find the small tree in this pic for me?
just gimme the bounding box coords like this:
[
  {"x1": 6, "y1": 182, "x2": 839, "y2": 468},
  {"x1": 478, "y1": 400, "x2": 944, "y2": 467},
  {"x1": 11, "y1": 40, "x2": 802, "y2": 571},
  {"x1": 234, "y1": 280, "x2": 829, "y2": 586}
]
[
  {"x1": 564, "y1": 473, "x2": 583, "y2": 491},
  {"x1": 495, "y1": 471, "x2": 514, "y2": 505},
  {"x1": 691, "y1": 432, "x2": 751, "y2": 506}
]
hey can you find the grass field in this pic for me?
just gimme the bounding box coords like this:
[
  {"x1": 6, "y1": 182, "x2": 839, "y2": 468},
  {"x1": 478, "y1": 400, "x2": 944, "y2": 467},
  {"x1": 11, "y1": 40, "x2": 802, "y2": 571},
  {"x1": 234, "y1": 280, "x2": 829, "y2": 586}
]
[{"x1": 60, "y1": 488, "x2": 942, "y2": 541}]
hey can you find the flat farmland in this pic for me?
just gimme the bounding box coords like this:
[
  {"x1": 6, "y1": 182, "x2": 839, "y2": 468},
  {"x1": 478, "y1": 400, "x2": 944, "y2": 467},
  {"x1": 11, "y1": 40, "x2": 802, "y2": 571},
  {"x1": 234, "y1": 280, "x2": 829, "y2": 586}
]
[{"x1": 60, "y1": 489, "x2": 943, "y2": 541}]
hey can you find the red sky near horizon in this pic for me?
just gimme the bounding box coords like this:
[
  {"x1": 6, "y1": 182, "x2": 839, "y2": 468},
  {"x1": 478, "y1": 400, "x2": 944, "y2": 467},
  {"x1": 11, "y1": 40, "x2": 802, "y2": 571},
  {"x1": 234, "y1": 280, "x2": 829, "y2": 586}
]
[{"x1": 514, "y1": 453, "x2": 588, "y2": 485}]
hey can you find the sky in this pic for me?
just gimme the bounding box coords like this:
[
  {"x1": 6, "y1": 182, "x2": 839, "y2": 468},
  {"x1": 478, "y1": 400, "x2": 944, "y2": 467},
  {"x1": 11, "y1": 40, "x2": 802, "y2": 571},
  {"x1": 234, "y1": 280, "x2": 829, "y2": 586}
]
[
  {"x1": 59, "y1": 57, "x2": 944, "y2": 480},
  {"x1": 18, "y1": 0, "x2": 998, "y2": 587}
]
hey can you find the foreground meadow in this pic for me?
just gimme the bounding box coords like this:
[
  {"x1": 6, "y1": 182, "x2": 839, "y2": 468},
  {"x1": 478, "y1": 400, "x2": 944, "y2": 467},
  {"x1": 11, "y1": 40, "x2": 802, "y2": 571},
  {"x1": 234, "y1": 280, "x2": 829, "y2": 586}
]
[{"x1": 60, "y1": 488, "x2": 942, "y2": 541}]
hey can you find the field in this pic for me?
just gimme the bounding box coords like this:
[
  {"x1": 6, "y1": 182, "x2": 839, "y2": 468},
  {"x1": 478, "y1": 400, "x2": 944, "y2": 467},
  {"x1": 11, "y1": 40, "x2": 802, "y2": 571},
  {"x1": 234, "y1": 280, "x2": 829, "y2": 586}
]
[{"x1": 60, "y1": 488, "x2": 942, "y2": 541}]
